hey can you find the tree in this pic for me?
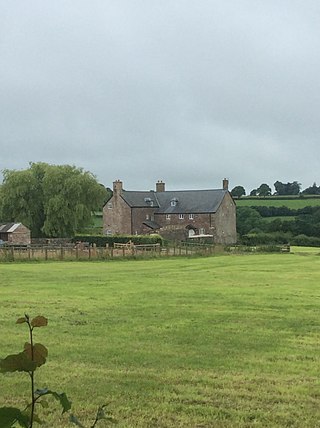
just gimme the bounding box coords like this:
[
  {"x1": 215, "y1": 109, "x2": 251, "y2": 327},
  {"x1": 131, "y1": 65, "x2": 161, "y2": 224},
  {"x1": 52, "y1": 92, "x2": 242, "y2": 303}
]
[
  {"x1": 250, "y1": 189, "x2": 257, "y2": 196},
  {"x1": 256, "y1": 183, "x2": 272, "y2": 197},
  {"x1": 302, "y1": 182, "x2": 320, "y2": 195},
  {"x1": 274, "y1": 180, "x2": 301, "y2": 195},
  {"x1": 231, "y1": 185, "x2": 246, "y2": 198},
  {"x1": 236, "y1": 207, "x2": 264, "y2": 235},
  {"x1": 0, "y1": 162, "x2": 107, "y2": 237}
]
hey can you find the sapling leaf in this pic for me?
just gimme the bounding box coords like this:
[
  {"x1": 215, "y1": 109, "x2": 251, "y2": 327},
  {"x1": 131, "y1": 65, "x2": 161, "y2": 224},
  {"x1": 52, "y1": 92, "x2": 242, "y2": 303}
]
[
  {"x1": 39, "y1": 399, "x2": 49, "y2": 409},
  {"x1": 36, "y1": 390, "x2": 72, "y2": 414},
  {"x1": 96, "y1": 405, "x2": 107, "y2": 420},
  {"x1": 16, "y1": 317, "x2": 27, "y2": 324},
  {"x1": 70, "y1": 414, "x2": 86, "y2": 427},
  {"x1": 31, "y1": 316, "x2": 48, "y2": 328},
  {"x1": 24, "y1": 343, "x2": 48, "y2": 367},
  {"x1": 0, "y1": 352, "x2": 37, "y2": 373},
  {"x1": 35, "y1": 388, "x2": 49, "y2": 396},
  {"x1": 0, "y1": 407, "x2": 30, "y2": 428}
]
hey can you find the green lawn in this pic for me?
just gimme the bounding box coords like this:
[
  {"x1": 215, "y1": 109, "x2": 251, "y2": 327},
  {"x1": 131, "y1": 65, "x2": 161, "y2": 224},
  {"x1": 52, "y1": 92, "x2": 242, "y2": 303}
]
[{"x1": 0, "y1": 255, "x2": 320, "y2": 427}]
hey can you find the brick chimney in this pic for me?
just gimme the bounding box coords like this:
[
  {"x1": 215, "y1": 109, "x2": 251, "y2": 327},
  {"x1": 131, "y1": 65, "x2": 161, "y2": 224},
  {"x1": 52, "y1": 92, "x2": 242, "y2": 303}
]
[
  {"x1": 113, "y1": 179, "x2": 123, "y2": 194},
  {"x1": 156, "y1": 180, "x2": 165, "y2": 192},
  {"x1": 222, "y1": 178, "x2": 229, "y2": 190}
]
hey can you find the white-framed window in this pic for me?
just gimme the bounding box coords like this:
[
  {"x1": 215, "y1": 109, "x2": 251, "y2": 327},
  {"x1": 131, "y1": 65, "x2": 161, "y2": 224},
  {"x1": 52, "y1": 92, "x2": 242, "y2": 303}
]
[
  {"x1": 199, "y1": 228, "x2": 205, "y2": 235},
  {"x1": 106, "y1": 229, "x2": 112, "y2": 235},
  {"x1": 107, "y1": 202, "x2": 112, "y2": 209},
  {"x1": 146, "y1": 214, "x2": 150, "y2": 220},
  {"x1": 189, "y1": 214, "x2": 194, "y2": 220},
  {"x1": 179, "y1": 214, "x2": 184, "y2": 220},
  {"x1": 188, "y1": 229, "x2": 195, "y2": 237},
  {"x1": 166, "y1": 214, "x2": 171, "y2": 220}
]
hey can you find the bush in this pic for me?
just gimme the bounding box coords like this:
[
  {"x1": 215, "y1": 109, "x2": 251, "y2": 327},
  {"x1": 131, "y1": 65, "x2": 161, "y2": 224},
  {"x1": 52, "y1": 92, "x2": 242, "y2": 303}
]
[{"x1": 240, "y1": 232, "x2": 291, "y2": 246}]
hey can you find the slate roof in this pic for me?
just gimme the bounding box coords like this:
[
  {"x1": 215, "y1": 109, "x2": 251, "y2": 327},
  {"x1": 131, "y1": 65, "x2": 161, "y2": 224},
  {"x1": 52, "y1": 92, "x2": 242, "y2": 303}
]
[
  {"x1": 121, "y1": 189, "x2": 229, "y2": 214},
  {"x1": 0, "y1": 223, "x2": 22, "y2": 233},
  {"x1": 142, "y1": 220, "x2": 161, "y2": 229},
  {"x1": 121, "y1": 191, "x2": 160, "y2": 208}
]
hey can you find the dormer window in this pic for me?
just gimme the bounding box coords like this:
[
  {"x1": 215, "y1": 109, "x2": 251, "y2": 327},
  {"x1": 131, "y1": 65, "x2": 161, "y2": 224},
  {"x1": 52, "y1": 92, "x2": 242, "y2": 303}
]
[
  {"x1": 170, "y1": 198, "x2": 178, "y2": 207},
  {"x1": 144, "y1": 197, "x2": 154, "y2": 207}
]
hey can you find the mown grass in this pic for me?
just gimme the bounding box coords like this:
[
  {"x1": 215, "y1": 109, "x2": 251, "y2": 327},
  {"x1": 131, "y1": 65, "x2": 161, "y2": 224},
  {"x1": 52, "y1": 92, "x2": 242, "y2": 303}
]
[{"x1": 0, "y1": 255, "x2": 320, "y2": 427}]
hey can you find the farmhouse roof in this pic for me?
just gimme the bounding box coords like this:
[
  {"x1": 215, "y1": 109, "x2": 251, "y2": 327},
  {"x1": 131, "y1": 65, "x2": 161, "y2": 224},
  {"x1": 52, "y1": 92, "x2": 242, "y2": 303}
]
[
  {"x1": 121, "y1": 191, "x2": 160, "y2": 208},
  {"x1": 0, "y1": 223, "x2": 22, "y2": 233},
  {"x1": 121, "y1": 189, "x2": 228, "y2": 213}
]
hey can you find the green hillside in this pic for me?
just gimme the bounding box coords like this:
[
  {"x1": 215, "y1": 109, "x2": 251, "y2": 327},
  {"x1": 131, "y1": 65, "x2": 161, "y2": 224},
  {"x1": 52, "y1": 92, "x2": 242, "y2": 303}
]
[{"x1": 235, "y1": 197, "x2": 320, "y2": 208}]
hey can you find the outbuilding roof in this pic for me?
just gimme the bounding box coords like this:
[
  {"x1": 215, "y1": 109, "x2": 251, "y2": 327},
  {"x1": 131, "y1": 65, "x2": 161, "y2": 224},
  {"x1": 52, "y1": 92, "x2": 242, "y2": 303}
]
[{"x1": 0, "y1": 223, "x2": 22, "y2": 233}]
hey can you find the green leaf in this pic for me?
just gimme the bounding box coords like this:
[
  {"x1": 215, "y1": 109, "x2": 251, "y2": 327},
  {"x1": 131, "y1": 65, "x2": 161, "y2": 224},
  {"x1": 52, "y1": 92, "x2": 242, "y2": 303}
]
[
  {"x1": 96, "y1": 405, "x2": 107, "y2": 421},
  {"x1": 34, "y1": 388, "x2": 49, "y2": 396},
  {"x1": 94, "y1": 405, "x2": 117, "y2": 425},
  {"x1": 52, "y1": 392, "x2": 72, "y2": 414},
  {"x1": 0, "y1": 407, "x2": 30, "y2": 428},
  {"x1": 34, "y1": 390, "x2": 72, "y2": 414},
  {"x1": 0, "y1": 352, "x2": 36, "y2": 373},
  {"x1": 69, "y1": 414, "x2": 85, "y2": 427},
  {"x1": 31, "y1": 316, "x2": 48, "y2": 328},
  {"x1": 39, "y1": 399, "x2": 49, "y2": 409}
]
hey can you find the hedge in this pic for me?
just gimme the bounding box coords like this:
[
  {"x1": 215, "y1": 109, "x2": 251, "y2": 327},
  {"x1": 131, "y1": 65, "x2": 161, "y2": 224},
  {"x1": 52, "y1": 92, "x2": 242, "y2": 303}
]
[{"x1": 72, "y1": 234, "x2": 164, "y2": 247}]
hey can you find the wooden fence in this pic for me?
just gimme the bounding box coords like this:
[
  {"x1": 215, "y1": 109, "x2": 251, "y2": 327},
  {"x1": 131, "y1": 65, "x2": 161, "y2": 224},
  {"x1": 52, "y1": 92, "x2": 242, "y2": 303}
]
[{"x1": 0, "y1": 243, "x2": 217, "y2": 262}]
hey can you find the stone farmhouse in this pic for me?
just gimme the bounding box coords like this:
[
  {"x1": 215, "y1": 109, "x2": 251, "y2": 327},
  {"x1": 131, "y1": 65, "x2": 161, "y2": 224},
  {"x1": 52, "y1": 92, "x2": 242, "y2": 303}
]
[{"x1": 103, "y1": 179, "x2": 237, "y2": 244}]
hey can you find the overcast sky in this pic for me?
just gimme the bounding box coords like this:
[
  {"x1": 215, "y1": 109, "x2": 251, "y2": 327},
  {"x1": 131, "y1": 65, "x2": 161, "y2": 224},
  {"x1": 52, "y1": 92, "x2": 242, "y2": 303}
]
[{"x1": 1, "y1": 1, "x2": 320, "y2": 193}]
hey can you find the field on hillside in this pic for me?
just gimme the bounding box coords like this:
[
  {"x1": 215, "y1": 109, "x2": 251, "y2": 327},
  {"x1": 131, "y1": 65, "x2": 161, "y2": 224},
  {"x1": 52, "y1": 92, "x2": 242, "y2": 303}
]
[
  {"x1": 1, "y1": 255, "x2": 320, "y2": 427},
  {"x1": 236, "y1": 197, "x2": 320, "y2": 208}
]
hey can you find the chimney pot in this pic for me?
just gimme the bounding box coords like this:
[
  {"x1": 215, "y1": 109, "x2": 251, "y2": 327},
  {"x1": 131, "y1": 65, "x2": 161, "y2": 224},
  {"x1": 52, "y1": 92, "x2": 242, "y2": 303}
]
[
  {"x1": 113, "y1": 179, "x2": 123, "y2": 193},
  {"x1": 156, "y1": 180, "x2": 165, "y2": 192},
  {"x1": 223, "y1": 178, "x2": 229, "y2": 190}
]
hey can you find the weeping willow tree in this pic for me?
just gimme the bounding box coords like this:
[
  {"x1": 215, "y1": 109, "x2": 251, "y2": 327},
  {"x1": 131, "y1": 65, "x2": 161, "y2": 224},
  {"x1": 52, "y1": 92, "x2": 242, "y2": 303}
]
[{"x1": 0, "y1": 162, "x2": 107, "y2": 237}]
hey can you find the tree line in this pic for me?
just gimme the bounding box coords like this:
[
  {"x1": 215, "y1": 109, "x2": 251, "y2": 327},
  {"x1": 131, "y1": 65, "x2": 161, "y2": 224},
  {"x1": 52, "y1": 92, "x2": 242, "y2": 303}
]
[
  {"x1": 237, "y1": 205, "x2": 320, "y2": 246},
  {"x1": 231, "y1": 181, "x2": 320, "y2": 198}
]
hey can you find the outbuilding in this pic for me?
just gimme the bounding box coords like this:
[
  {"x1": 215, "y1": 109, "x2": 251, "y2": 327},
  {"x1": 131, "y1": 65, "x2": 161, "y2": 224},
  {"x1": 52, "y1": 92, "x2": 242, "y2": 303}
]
[{"x1": 0, "y1": 223, "x2": 31, "y2": 245}]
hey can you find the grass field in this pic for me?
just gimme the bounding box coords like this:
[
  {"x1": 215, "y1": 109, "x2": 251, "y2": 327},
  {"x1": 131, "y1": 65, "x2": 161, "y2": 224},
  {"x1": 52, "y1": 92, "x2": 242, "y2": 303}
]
[
  {"x1": 1, "y1": 254, "x2": 320, "y2": 427},
  {"x1": 236, "y1": 197, "x2": 320, "y2": 209}
]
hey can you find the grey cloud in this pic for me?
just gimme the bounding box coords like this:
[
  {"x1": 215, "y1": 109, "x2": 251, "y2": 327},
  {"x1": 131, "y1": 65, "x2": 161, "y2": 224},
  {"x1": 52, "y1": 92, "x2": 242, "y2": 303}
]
[{"x1": 1, "y1": 0, "x2": 320, "y2": 193}]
